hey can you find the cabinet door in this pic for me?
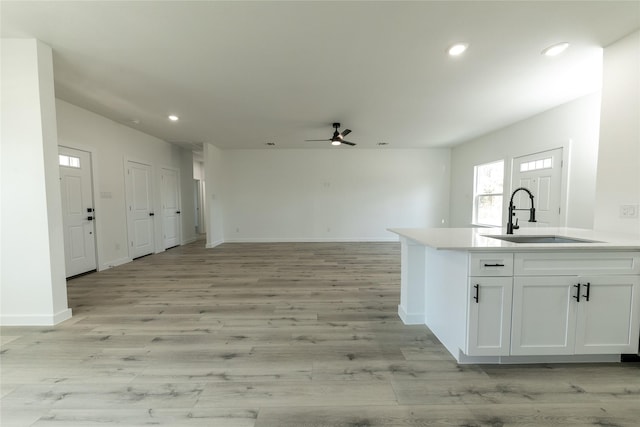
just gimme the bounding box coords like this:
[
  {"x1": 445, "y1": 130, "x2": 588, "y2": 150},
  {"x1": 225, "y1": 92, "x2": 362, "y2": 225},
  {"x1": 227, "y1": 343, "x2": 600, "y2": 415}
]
[
  {"x1": 511, "y1": 276, "x2": 577, "y2": 355},
  {"x1": 575, "y1": 275, "x2": 640, "y2": 354},
  {"x1": 466, "y1": 277, "x2": 513, "y2": 356}
]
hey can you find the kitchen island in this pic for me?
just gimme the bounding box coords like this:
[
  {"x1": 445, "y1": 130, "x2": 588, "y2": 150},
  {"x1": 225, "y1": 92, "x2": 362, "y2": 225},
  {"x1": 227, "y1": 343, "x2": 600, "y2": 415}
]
[{"x1": 389, "y1": 227, "x2": 640, "y2": 364}]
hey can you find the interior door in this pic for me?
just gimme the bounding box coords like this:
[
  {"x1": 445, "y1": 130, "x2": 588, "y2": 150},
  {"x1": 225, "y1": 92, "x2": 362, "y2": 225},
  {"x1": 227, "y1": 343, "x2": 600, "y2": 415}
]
[
  {"x1": 126, "y1": 161, "x2": 155, "y2": 258},
  {"x1": 511, "y1": 148, "x2": 562, "y2": 227},
  {"x1": 161, "y1": 168, "x2": 181, "y2": 249},
  {"x1": 59, "y1": 147, "x2": 97, "y2": 277}
]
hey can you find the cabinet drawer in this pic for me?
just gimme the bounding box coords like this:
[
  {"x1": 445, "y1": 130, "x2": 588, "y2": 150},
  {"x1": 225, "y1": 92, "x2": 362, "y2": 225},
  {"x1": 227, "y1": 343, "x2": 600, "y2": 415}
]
[
  {"x1": 469, "y1": 253, "x2": 514, "y2": 276},
  {"x1": 515, "y1": 252, "x2": 640, "y2": 276}
]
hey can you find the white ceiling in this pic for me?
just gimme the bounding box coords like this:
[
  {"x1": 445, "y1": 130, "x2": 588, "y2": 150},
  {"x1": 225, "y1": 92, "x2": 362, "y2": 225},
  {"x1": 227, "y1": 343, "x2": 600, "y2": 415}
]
[{"x1": 2, "y1": 1, "x2": 639, "y2": 151}]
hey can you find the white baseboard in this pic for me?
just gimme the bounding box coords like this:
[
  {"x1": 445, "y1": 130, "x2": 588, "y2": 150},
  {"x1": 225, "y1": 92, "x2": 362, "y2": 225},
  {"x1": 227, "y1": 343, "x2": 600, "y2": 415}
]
[
  {"x1": 456, "y1": 352, "x2": 621, "y2": 365},
  {"x1": 98, "y1": 256, "x2": 132, "y2": 272},
  {"x1": 182, "y1": 236, "x2": 198, "y2": 245},
  {"x1": 1, "y1": 308, "x2": 72, "y2": 326},
  {"x1": 206, "y1": 239, "x2": 225, "y2": 248},
  {"x1": 398, "y1": 305, "x2": 425, "y2": 325},
  {"x1": 223, "y1": 237, "x2": 399, "y2": 243}
]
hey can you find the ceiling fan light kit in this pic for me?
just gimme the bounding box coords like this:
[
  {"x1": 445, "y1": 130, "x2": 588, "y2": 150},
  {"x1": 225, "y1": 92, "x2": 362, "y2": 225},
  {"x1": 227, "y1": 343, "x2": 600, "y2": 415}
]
[{"x1": 305, "y1": 122, "x2": 356, "y2": 147}]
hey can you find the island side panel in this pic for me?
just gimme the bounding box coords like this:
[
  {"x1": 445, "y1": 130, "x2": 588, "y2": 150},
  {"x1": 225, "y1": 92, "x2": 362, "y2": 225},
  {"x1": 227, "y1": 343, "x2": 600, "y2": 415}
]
[
  {"x1": 424, "y1": 247, "x2": 469, "y2": 362},
  {"x1": 398, "y1": 237, "x2": 427, "y2": 324}
]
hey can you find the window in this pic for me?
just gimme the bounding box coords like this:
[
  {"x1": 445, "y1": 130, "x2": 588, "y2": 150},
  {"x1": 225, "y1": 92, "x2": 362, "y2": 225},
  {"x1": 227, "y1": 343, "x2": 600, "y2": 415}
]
[
  {"x1": 519, "y1": 156, "x2": 552, "y2": 172},
  {"x1": 59, "y1": 154, "x2": 80, "y2": 168},
  {"x1": 473, "y1": 160, "x2": 504, "y2": 227}
]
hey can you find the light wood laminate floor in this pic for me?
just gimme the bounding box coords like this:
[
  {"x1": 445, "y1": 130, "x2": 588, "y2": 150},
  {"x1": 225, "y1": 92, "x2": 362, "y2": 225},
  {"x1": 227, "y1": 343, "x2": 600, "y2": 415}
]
[{"x1": 2, "y1": 241, "x2": 639, "y2": 426}]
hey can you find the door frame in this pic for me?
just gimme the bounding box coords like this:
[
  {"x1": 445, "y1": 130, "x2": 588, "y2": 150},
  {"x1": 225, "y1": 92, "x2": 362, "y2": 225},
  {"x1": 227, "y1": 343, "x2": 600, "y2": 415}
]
[
  {"x1": 58, "y1": 144, "x2": 101, "y2": 272},
  {"x1": 508, "y1": 144, "x2": 570, "y2": 227}
]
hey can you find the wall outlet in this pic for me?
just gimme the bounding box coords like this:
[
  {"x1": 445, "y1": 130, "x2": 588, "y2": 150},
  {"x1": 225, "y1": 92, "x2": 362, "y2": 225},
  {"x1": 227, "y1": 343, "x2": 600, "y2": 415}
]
[{"x1": 620, "y1": 204, "x2": 639, "y2": 218}]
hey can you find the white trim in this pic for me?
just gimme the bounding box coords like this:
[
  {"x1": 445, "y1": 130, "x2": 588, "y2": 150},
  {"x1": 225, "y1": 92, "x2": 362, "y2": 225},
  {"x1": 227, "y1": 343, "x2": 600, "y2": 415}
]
[
  {"x1": 223, "y1": 237, "x2": 399, "y2": 243},
  {"x1": 398, "y1": 305, "x2": 425, "y2": 325},
  {"x1": 206, "y1": 239, "x2": 225, "y2": 248},
  {"x1": 1, "y1": 308, "x2": 72, "y2": 326},
  {"x1": 98, "y1": 256, "x2": 132, "y2": 271},
  {"x1": 456, "y1": 351, "x2": 620, "y2": 365}
]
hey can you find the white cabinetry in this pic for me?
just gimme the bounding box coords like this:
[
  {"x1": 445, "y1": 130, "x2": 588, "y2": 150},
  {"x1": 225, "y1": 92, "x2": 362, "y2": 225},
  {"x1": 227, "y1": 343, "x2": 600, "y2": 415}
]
[
  {"x1": 575, "y1": 275, "x2": 640, "y2": 354},
  {"x1": 511, "y1": 276, "x2": 577, "y2": 355},
  {"x1": 467, "y1": 276, "x2": 512, "y2": 356},
  {"x1": 465, "y1": 253, "x2": 513, "y2": 356},
  {"x1": 511, "y1": 252, "x2": 640, "y2": 356}
]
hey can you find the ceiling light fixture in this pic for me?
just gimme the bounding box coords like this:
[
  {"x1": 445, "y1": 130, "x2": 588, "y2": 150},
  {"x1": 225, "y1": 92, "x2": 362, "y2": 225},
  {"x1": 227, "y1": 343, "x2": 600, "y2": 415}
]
[
  {"x1": 448, "y1": 43, "x2": 468, "y2": 56},
  {"x1": 331, "y1": 140, "x2": 341, "y2": 146},
  {"x1": 541, "y1": 42, "x2": 570, "y2": 57},
  {"x1": 168, "y1": 115, "x2": 179, "y2": 121}
]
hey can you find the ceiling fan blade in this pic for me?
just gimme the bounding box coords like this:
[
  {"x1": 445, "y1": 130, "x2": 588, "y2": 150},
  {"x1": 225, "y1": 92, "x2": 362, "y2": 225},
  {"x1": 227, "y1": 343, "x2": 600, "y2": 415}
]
[
  {"x1": 340, "y1": 129, "x2": 352, "y2": 137},
  {"x1": 305, "y1": 139, "x2": 330, "y2": 142},
  {"x1": 341, "y1": 141, "x2": 356, "y2": 146}
]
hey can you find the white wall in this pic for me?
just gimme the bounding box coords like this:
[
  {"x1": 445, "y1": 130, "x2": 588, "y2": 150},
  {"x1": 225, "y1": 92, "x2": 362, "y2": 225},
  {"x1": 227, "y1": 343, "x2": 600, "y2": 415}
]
[
  {"x1": 56, "y1": 100, "x2": 195, "y2": 269},
  {"x1": 594, "y1": 31, "x2": 640, "y2": 235},
  {"x1": 449, "y1": 93, "x2": 601, "y2": 229},
  {"x1": 213, "y1": 148, "x2": 450, "y2": 242},
  {"x1": 1, "y1": 39, "x2": 71, "y2": 325}
]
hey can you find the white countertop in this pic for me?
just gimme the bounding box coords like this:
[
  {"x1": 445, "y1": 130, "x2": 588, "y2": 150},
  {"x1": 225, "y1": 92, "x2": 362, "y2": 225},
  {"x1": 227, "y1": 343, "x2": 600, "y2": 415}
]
[{"x1": 388, "y1": 227, "x2": 640, "y2": 251}]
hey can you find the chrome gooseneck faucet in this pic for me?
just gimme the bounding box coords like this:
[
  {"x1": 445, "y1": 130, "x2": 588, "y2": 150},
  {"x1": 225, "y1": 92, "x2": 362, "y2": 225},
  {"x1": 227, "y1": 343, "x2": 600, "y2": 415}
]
[{"x1": 507, "y1": 187, "x2": 536, "y2": 234}]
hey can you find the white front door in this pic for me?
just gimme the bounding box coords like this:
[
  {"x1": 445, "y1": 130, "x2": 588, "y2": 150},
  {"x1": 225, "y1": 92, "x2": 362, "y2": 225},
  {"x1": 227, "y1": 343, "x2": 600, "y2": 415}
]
[
  {"x1": 126, "y1": 161, "x2": 155, "y2": 258},
  {"x1": 59, "y1": 147, "x2": 97, "y2": 277},
  {"x1": 511, "y1": 148, "x2": 563, "y2": 227},
  {"x1": 161, "y1": 168, "x2": 181, "y2": 249}
]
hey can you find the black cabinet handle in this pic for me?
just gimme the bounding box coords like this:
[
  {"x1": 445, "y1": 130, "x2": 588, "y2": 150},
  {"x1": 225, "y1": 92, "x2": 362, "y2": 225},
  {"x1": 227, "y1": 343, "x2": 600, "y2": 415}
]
[
  {"x1": 573, "y1": 283, "x2": 581, "y2": 302},
  {"x1": 176, "y1": 211, "x2": 181, "y2": 214},
  {"x1": 87, "y1": 216, "x2": 94, "y2": 221},
  {"x1": 473, "y1": 284, "x2": 479, "y2": 303},
  {"x1": 149, "y1": 213, "x2": 155, "y2": 216},
  {"x1": 484, "y1": 263, "x2": 505, "y2": 267},
  {"x1": 582, "y1": 282, "x2": 591, "y2": 301},
  {"x1": 87, "y1": 208, "x2": 94, "y2": 213}
]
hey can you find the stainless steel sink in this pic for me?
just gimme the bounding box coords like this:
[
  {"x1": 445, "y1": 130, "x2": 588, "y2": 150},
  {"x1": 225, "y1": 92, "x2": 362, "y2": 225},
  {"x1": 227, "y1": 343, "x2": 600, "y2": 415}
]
[{"x1": 484, "y1": 235, "x2": 600, "y2": 244}]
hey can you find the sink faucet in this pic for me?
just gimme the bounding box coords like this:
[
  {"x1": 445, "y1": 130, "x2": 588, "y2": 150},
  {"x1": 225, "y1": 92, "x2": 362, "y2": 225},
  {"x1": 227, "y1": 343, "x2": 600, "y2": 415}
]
[{"x1": 507, "y1": 187, "x2": 537, "y2": 234}]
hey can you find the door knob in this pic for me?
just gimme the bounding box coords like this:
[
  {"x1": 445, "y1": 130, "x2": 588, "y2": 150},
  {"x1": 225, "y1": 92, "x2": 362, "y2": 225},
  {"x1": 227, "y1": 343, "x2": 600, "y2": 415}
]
[
  {"x1": 87, "y1": 216, "x2": 94, "y2": 221},
  {"x1": 176, "y1": 211, "x2": 181, "y2": 214},
  {"x1": 149, "y1": 213, "x2": 155, "y2": 216}
]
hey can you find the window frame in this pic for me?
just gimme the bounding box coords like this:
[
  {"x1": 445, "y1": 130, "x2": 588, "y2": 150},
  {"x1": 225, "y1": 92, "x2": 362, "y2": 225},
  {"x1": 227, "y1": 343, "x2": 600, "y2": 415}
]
[{"x1": 472, "y1": 159, "x2": 505, "y2": 228}]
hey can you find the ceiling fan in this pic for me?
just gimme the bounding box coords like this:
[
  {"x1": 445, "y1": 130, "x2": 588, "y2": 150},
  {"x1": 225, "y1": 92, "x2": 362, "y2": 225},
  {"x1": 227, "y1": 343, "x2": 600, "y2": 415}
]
[{"x1": 305, "y1": 122, "x2": 356, "y2": 146}]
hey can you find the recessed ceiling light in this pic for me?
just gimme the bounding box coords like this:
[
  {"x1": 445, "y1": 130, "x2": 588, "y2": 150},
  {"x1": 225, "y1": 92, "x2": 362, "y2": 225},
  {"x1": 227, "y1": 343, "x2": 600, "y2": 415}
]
[
  {"x1": 541, "y1": 42, "x2": 570, "y2": 57},
  {"x1": 448, "y1": 43, "x2": 468, "y2": 56},
  {"x1": 378, "y1": 142, "x2": 389, "y2": 146},
  {"x1": 168, "y1": 115, "x2": 179, "y2": 121}
]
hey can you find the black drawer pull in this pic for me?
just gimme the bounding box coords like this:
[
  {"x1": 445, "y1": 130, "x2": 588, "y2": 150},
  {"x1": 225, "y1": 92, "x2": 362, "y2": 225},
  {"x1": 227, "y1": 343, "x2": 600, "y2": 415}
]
[
  {"x1": 484, "y1": 263, "x2": 505, "y2": 267},
  {"x1": 473, "y1": 284, "x2": 479, "y2": 303},
  {"x1": 582, "y1": 282, "x2": 591, "y2": 302}
]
